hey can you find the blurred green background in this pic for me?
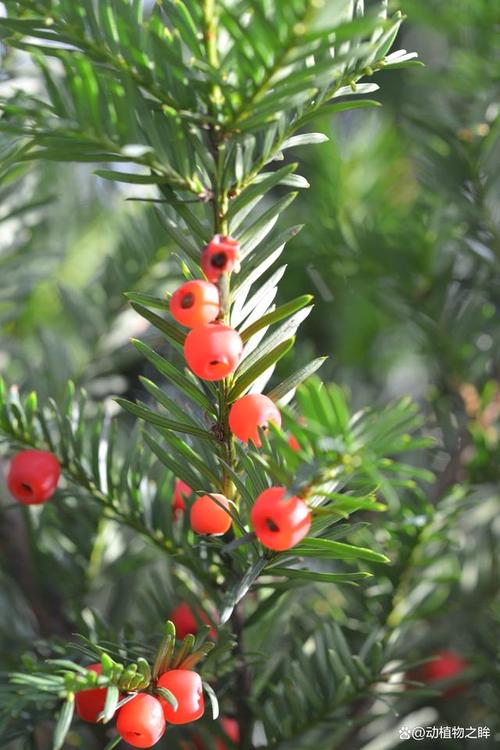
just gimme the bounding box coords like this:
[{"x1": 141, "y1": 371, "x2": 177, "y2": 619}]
[{"x1": 1, "y1": 0, "x2": 500, "y2": 748}]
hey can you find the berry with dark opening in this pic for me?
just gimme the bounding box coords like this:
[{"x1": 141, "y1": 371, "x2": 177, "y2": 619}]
[
  {"x1": 75, "y1": 663, "x2": 107, "y2": 723},
  {"x1": 228, "y1": 393, "x2": 282, "y2": 447},
  {"x1": 184, "y1": 324, "x2": 242, "y2": 381},
  {"x1": 173, "y1": 479, "x2": 192, "y2": 518},
  {"x1": 251, "y1": 486, "x2": 311, "y2": 551},
  {"x1": 7, "y1": 449, "x2": 61, "y2": 505},
  {"x1": 190, "y1": 494, "x2": 232, "y2": 536},
  {"x1": 201, "y1": 235, "x2": 240, "y2": 283},
  {"x1": 170, "y1": 280, "x2": 220, "y2": 328},
  {"x1": 157, "y1": 669, "x2": 204, "y2": 724},
  {"x1": 116, "y1": 693, "x2": 166, "y2": 748}
]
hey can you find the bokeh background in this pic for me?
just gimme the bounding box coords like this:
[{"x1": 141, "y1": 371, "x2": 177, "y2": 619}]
[{"x1": 1, "y1": 0, "x2": 500, "y2": 748}]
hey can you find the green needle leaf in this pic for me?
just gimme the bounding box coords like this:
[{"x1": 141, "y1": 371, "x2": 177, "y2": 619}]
[
  {"x1": 115, "y1": 398, "x2": 215, "y2": 441},
  {"x1": 265, "y1": 568, "x2": 372, "y2": 584},
  {"x1": 53, "y1": 695, "x2": 75, "y2": 750},
  {"x1": 290, "y1": 538, "x2": 391, "y2": 564},
  {"x1": 267, "y1": 357, "x2": 327, "y2": 402},
  {"x1": 103, "y1": 736, "x2": 122, "y2": 750},
  {"x1": 202, "y1": 681, "x2": 220, "y2": 720},
  {"x1": 173, "y1": 634, "x2": 196, "y2": 669},
  {"x1": 153, "y1": 621, "x2": 177, "y2": 679},
  {"x1": 155, "y1": 687, "x2": 178, "y2": 712},
  {"x1": 94, "y1": 169, "x2": 172, "y2": 184},
  {"x1": 239, "y1": 295, "x2": 314, "y2": 342},
  {"x1": 220, "y1": 559, "x2": 268, "y2": 624},
  {"x1": 228, "y1": 338, "x2": 295, "y2": 401},
  {"x1": 100, "y1": 685, "x2": 120, "y2": 723}
]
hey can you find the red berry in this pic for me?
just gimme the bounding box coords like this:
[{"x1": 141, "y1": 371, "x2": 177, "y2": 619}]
[
  {"x1": 7, "y1": 449, "x2": 60, "y2": 505},
  {"x1": 216, "y1": 717, "x2": 240, "y2": 750},
  {"x1": 116, "y1": 694, "x2": 166, "y2": 748},
  {"x1": 157, "y1": 669, "x2": 204, "y2": 724},
  {"x1": 170, "y1": 602, "x2": 216, "y2": 640},
  {"x1": 171, "y1": 602, "x2": 197, "y2": 639},
  {"x1": 409, "y1": 651, "x2": 468, "y2": 698},
  {"x1": 184, "y1": 324, "x2": 242, "y2": 381},
  {"x1": 75, "y1": 664, "x2": 107, "y2": 723},
  {"x1": 173, "y1": 479, "x2": 192, "y2": 518},
  {"x1": 190, "y1": 494, "x2": 232, "y2": 536},
  {"x1": 251, "y1": 487, "x2": 311, "y2": 551},
  {"x1": 228, "y1": 394, "x2": 282, "y2": 447},
  {"x1": 170, "y1": 280, "x2": 220, "y2": 329},
  {"x1": 201, "y1": 235, "x2": 240, "y2": 283}
]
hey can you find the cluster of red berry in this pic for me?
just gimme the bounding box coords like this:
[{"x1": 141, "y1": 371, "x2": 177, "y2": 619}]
[
  {"x1": 76, "y1": 663, "x2": 207, "y2": 747},
  {"x1": 166, "y1": 606, "x2": 237, "y2": 748},
  {"x1": 4, "y1": 236, "x2": 312, "y2": 552},
  {"x1": 5, "y1": 445, "x2": 310, "y2": 552},
  {"x1": 174, "y1": 479, "x2": 310, "y2": 552},
  {"x1": 170, "y1": 237, "x2": 284, "y2": 443},
  {"x1": 170, "y1": 236, "x2": 242, "y2": 382},
  {"x1": 168, "y1": 234, "x2": 312, "y2": 551}
]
